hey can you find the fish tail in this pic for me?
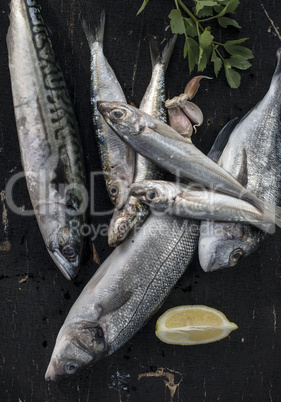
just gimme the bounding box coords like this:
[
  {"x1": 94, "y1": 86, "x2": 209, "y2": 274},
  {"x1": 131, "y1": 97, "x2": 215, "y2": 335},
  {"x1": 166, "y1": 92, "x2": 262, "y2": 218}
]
[
  {"x1": 82, "y1": 10, "x2": 105, "y2": 47},
  {"x1": 148, "y1": 34, "x2": 177, "y2": 70},
  {"x1": 260, "y1": 200, "x2": 281, "y2": 231}
]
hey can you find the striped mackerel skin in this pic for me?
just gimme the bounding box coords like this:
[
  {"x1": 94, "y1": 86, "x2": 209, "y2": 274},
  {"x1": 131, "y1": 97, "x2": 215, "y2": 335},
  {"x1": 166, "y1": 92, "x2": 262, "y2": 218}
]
[{"x1": 7, "y1": 0, "x2": 86, "y2": 279}]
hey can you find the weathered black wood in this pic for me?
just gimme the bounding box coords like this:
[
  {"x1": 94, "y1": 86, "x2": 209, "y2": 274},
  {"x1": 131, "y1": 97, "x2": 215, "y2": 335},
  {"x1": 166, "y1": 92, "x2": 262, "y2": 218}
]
[{"x1": 1, "y1": 0, "x2": 281, "y2": 401}]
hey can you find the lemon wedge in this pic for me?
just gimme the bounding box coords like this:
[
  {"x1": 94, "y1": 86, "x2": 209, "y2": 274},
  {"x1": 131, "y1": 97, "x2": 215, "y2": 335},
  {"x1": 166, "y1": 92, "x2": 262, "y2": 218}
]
[{"x1": 155, "y1": 305, "x2": 238, "y2": 345}]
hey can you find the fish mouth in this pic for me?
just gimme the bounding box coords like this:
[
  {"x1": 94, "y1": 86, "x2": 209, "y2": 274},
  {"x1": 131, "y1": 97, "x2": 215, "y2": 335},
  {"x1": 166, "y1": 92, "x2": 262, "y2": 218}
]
[
  {"x1": 199, "y1": 250, "x2": 216, "y2": 272},
  {"x1": 47, "y1": 249, "x2": 79, "y2": 280},
  {"x1": 45, "y1": 360, "x2": 62, "y2": 382},
  {"x1": 130, "y1": 185, "x2": 146, "y2": 199},
  {"x1": 97, "y1": 100, "x2": 109, "y2": 115}
]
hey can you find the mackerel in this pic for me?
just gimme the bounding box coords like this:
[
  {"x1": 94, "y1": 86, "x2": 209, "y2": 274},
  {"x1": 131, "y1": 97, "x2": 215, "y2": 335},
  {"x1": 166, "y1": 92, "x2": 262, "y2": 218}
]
[{"x1": 7, "y1": 0, "x2": 86, "y2": 279}]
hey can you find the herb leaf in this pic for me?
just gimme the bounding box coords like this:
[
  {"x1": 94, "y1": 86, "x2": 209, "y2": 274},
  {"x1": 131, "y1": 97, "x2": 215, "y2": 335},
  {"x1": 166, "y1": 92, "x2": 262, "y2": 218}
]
[
  {"x1": 224, "y1": 41, "x2": 254, "y2": 59},
  {"x1": 137, "y1": 0, "x2": 253, "y2": 88},
  {"x1": 227, "y1": 55, "x2": 252, "y2": 70},
  {"x1": 198, "y1": 45, "x2": 212, "y2": 71},
  {"x1": 224, "y1": 61, "x2": 241, "y2": 88},
  {"x1": 216, "y1": 0, "x2": 240, "y2": 18},
  {"x1": 211, "y1": 47, "x2": 223, "y2": 76},
  {"x1": 184, "y1": 18, "x2": 198, "y2": 38},
  {"x1": 169, "y1": 9, "x2": 186, "y2": 34},
  {"x1": 218, "y1": 16, "x2": 241, "y2": 28},
  {"x1": 195, "y1": 1, "x2": 219, "y2": 16},
  {"x1": 199, "y1": 28, "x2": 214, "y2": 48},
  {"x1": 137, "y1": 0, "x2": 150, "y2": 15},
  {"x1": 184, "y1": 37, "x2": 200, "y2": 72}
]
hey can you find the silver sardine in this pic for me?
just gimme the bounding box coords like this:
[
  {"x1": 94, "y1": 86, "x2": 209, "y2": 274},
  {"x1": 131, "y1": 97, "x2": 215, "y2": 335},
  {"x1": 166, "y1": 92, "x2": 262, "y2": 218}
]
[
  {"x1": 131, "y1": 180, "x2": 273, "y2": 233},
  {"x1": 108, "y1": 36, "x2": 176, "y2": 246},
  {"x1": 82, "y1": 12, "x2": 135, "y2": 208},
  {"x1": 7, "y1": 0, "x2": 86, "y2": 279}
]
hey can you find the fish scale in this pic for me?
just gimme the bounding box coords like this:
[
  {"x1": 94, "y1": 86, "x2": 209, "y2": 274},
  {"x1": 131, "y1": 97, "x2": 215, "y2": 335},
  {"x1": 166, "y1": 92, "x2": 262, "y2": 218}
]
[{"x1": 7, "y1": 0, "x2": 86, "y2": 279}]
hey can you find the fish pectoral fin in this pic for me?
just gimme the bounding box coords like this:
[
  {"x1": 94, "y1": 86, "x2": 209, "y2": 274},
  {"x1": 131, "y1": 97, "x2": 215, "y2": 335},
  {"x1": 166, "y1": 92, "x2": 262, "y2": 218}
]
[
  {"x1": 101, "y1": 289, "x2": 134, "y2": 315},
  {"x1": 236, "y1": 149, "x2": 248, "y2": 187},
  {"x1": 208, "y1": 117, "x2": 239, "y2": 162}
]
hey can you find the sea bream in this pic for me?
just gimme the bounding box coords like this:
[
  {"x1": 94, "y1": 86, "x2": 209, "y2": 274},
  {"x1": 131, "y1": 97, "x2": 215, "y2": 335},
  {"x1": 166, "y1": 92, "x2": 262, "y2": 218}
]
[
  {"x1": 97, "y1": 101, "x2": 281, "y2": 226},
  {"x1": 198, "y1": 49, "x2": 281, "y2": 272},
  {"x1": 82, "y1": 12, "x2": 135, "y2": 209},
  {"x1": 108, "y1": 36, "x2": 176, "y2": 247},
  {"x1": 7, "y1": 0, "x2": 86, "y2": 279}
]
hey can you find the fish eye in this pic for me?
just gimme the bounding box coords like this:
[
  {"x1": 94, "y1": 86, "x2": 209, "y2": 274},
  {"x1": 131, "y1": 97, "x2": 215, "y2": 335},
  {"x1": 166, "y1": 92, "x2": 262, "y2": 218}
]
[
  {"x1": 65, "y1": 361, "x2": 79, "y2": 375},
  {"x1": 230, "y1": 248, "x2": 243, "y2": 263},
  {"x1": 118, "y1": 222, "x2": 128, "y2": 235},
  {"x1": 62, "y1": 244, "x2": 77, "y2": 261},
  {"x1": 112, "y1": 109, "x2": 124, "y2": 119},
  {"x1": 109, "y1": 185, "x2": 119, "y2": 197},
  {"x1": 146, "y1": 189, "x2": 157, "y2": 202}
]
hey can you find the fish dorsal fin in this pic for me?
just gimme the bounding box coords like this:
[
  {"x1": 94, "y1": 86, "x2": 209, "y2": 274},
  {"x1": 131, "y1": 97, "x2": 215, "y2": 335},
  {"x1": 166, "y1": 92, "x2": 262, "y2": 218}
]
[
  {"x1": 236, "y1": 148, "x2": 248, "y2": 187},
  {"x1": 207, "y1": 117, "x2": 239, "y2": 162}
]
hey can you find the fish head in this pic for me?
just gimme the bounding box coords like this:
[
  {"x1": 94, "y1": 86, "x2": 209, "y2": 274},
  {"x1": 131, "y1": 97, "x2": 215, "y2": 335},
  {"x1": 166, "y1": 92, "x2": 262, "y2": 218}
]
[
  {"x1": 108, "y1": 201, "x2": 149, "y2": 247},
  {"x1": 45, "y1": 320, "x2": 108, "y2": 381},
  {"x1": 106, "y1": 177, "x2": 130, "y2": 208},
  {"x1": 198, "y1": 221, "x2": 265, "y2": 272},
  {"x1": 37, "y1": 203, "x2": 83, "y2": 280},
  {"x1": 130, "y1": 180, "x2": 177, "y2": 212},
  {"x1": 97, "y1": 101, "x2": 147, "y2": 138},
  {"x1": 106, "y1": 166, "x2": 134, "y2": 208}
]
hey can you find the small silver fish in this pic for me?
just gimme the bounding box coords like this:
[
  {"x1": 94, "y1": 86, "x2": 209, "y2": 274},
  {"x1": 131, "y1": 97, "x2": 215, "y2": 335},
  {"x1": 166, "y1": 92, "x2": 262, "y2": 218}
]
[
  {"x1": 97, "y1": 101, "x2": 281, "y2": 226},
  {"x1": 108, "y1": 36, "x2": 176, "y2": 246},
  {"x1": 131, "y1": 180, "x2": 274, "y2": 233},
  {"x1": 83, "y1": 12, "x2": 135, "y2": 208},
  {"x1": 198, "y1": 49, "x2": 281, "y2": 271},
  {"x1": 7, "y1": 0, "x2": 86, "y2": 279}
]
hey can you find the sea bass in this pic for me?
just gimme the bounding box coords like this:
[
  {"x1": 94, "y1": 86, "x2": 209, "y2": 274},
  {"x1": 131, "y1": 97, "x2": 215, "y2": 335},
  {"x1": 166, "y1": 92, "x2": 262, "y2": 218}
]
[
  {"x1": 7, "y1": 0, "x2": 86, "y2": 279},
  {"x1": 108, "y1": 36, "x2": 176, "y2": 247},
  {"x1": 131, "y1": 180, "x2": 273, "y2": 233},
  {"x1": 45, "y1": 214, "x2": 200, "y2": 381},
  {"x1": 198, "y1": 49, "x2": 281, "y2": 271},
  {"x1": 97, "y1": 101, "x2": 281, "y2": 225},
  {"x1": 82, "y1": 12, "x2": 135, "y2": 208},
  {"x1": 45, "y1": 129, "x2": 225, "y2": 381}
]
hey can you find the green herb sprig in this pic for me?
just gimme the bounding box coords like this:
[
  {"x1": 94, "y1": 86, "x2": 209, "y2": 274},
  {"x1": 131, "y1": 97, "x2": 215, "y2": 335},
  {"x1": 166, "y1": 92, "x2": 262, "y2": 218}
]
[{"x1": 137, "y1": 0, "x2": 253, "y2": 88}]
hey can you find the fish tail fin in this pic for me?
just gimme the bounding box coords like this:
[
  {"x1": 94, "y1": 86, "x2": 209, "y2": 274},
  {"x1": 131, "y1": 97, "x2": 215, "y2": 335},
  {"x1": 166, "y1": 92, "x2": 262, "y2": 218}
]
[
  {"x1": 260, "y1": 200, "x2": 281, "y2": 231},
  {"x1": 82, "y1": 10, "x2": 105, "y2": 47},
  {"x1": 148, "y1": 34, "x2": 177, "y2": 70}
]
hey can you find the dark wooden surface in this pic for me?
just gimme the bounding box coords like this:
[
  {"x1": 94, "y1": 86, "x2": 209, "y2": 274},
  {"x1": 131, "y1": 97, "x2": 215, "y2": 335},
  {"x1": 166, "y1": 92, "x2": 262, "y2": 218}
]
[{"x1": 1, "y1": 0, "x2": 281, "y2": 401}]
